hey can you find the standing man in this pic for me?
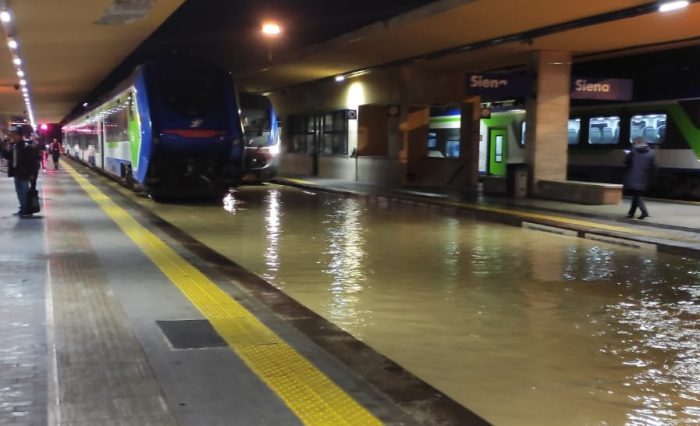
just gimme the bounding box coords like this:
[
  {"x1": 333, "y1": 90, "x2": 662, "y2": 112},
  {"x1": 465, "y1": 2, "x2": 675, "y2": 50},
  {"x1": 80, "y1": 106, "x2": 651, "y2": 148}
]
[
  {"x1": 50, "y1": 138, "x2": 61, "y2": 169},
  {"x1": 1, "y1": 125, "x2": 39, "y2": 217},
  {"x1": 623, "y1": 136, "x2": 657, "y2": 219}
]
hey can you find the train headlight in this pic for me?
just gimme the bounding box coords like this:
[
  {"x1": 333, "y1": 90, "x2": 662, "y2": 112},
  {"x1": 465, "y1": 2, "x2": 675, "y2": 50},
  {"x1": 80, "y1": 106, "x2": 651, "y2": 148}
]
[{"x1": 268, "y1": 144, "x2": 281, "y2": 156}]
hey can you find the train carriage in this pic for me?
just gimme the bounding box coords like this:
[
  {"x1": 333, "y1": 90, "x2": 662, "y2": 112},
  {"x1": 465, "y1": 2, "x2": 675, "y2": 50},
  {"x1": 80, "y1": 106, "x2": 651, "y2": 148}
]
[{"x1": 63, "y1": 57, "x2": 246, "y2": 198}]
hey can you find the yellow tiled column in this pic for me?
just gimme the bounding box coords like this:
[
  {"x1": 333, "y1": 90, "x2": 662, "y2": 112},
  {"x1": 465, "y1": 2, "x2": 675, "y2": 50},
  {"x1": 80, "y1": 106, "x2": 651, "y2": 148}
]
[{"x1": 525, "y1": 51, "x2": 572, "y2": 194}]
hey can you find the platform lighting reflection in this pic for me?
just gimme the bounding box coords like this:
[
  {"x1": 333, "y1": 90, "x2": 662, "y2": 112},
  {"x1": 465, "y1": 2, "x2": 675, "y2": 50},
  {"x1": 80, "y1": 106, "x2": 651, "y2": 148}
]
[
  {"x1": 322, "y1": 198, "x2": 367, "y2": 327},
  {"x1": 222, "y1": 190, "x2": 242, "y2": 214},
  {"x1": 262, "y1": 189, "x2": 282, "y2": 283},
  {"x1": 658, "y1": 0, "x2": 689, "y2": 12}
]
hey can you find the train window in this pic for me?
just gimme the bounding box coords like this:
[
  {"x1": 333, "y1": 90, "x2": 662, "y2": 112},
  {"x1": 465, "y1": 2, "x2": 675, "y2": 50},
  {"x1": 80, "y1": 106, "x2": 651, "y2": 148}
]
[
  {"x1": 588, "y1": 116, "x2": 619, "y2": 145},
  {"x1": 428, "y1": 132, "x2": 437, "y2": 149},
  {"x1": 446, "y1": 140, "x2": 460, "y2": 158},
  {"x1": 104, "y1": 103, "x2": 128, "y2": 143},
  {"x1": 428, "y1": 106, "x2": 461, "y2": 159},
  {"x1": 495, "y1": 135, "x2": 504, "y2": 162},
  {"x1": 567, "y1": 118, "x2": 580, "y2": 145},
  {"x1": 242, "y1": 105, "x2": 272, "y2": 147},
  {"x1": 629, "y1": 113, "x2": 666, "y2": 144}
]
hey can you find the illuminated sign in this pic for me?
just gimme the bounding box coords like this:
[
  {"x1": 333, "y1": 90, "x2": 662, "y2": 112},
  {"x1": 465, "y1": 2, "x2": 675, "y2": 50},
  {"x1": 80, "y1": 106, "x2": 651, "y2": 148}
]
[
  {"x1": 570, "y1": 77, "x2": 633, "y2": 100},
  {"x1": 465, "y1": 73, "x2": 531, "y2": 99}
]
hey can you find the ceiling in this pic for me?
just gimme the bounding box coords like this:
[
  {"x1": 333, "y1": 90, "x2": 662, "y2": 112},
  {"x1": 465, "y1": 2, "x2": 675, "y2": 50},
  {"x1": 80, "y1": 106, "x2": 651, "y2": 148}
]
[
  {"x1": 0, "y1": 0, "x2": 699, "y2": 125},
  {"x1": 0, "y1": 0, "x2": 184, "y2": 125}
]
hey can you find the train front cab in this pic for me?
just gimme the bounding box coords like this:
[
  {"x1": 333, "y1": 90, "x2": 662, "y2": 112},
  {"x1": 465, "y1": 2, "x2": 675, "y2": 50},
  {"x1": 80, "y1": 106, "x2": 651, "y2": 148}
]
[{"x1": 240, "y1": 93, "x2": 281, "y2": 182}]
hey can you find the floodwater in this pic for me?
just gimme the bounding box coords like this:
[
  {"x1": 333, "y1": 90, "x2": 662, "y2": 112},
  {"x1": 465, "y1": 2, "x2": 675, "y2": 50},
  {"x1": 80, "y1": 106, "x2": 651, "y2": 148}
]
[{"x1": 139, "y1": 184, "x2": 700, "y2": 426}]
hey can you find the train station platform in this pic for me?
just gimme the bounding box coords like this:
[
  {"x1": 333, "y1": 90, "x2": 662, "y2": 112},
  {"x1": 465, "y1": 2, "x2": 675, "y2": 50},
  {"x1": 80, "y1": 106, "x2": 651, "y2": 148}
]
[
  {"x1": 4, "y1": 160, "x2": 700, "y2": 425},
  {"x1": 275, "y1": 176, "x2": 700, "y2": 259},
  {"x1": 0, "y1": 162, "x2": 490, "y2": 425}
]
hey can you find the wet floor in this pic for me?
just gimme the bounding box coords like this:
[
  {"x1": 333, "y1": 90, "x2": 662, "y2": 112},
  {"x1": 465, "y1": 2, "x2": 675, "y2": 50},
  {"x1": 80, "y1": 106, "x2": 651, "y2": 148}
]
[{"x1": 133, "y1": 183, "x2": 700, "y2": 426}]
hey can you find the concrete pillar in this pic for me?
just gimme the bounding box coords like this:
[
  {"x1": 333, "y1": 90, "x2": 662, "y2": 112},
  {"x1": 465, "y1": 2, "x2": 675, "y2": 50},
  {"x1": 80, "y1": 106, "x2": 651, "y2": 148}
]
[
  {"x1": 459, "y1": 97, "x2": 481, "y2": 190},
  {"x1": 525, "y1": 51, "x2": 572, "y2": 195}
]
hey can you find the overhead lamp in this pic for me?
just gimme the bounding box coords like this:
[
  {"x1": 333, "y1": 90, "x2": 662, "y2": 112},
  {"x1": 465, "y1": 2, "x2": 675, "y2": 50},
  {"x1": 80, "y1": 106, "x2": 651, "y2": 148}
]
[
  {"x1": 261, "y1": 22, "x2": 282, "y2": 37},
  {"x1": 19, "y1": 79, "x2": 26, "y2": 86},
  {"x1": 7, "y1": 38, "x2": 17, "y2": 49},
  {"x1": 12, "y1": 57, "x2": 20, "y2": 65},
  {"x1": 658, "y1": 0, "x2": 689, "y2": 12},
  {"x1": 0, "y1": 11, "x2": 10, "y2": 23},
  {"x1": 335, "y1": 75, "x2": 346, "y2": 82},
  {"x1": 17, "y1": 70, "x2": 24, "y2": 77}
]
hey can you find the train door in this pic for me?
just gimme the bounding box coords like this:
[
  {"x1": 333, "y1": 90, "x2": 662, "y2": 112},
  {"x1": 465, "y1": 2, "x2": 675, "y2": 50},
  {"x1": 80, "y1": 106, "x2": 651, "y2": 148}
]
[
  {"x1": 488, "y1": 128, "x2": 507, "y2": 177},
  {"x1": 478, "y1": 134, "x2": 488, "y2": 174}
]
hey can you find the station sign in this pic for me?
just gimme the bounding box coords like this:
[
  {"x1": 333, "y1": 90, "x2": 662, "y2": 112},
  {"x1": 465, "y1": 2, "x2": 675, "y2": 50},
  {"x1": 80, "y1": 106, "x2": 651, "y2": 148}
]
[
  {"x1": 465, "y1": 73, "x2": 531, "y2": 100},
  {"x1": 570, "y1": 77, "x2": 633, "y2": 101}
]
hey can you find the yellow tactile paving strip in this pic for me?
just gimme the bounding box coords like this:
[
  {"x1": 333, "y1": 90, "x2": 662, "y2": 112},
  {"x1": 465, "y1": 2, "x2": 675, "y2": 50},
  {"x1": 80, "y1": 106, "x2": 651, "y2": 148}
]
[
  {"x1": 65, "y1": 165, "x2": 383, "y2": 426},
  {"x1": 284, "y1": 178, "x2": 697, "y2": 244}
]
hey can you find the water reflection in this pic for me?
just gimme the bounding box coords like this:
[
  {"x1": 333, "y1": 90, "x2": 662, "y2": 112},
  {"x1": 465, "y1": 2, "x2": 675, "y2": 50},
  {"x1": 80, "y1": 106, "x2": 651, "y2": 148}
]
[
  {"x1": 222, "y1": 190, "x2": 242, "y2": 214},
  {"x1": 609, "y1": 283, "x2": 700, "y2": 425},
  {"x1": 144, "y1": 185, "x2": 700, "y2": 425},
  {"x1": 320, "y1": 198, "x2": 368, "y2": 328},
  {"x1": 262, "y1": 189, "x2": 282, "y2": 283}
]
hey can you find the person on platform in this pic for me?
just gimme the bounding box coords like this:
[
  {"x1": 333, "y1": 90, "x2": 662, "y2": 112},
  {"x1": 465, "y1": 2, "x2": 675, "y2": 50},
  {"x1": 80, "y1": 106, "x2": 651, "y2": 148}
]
[
  {"x1": 623, "y1": 136, "x2": 657, "y2": 219},
  {"x1": 50, "y1": 138, "x2": 61, "y2": 169},
  {"x1": 1, "y1": 125, "x2": 39, "y2": 217}
]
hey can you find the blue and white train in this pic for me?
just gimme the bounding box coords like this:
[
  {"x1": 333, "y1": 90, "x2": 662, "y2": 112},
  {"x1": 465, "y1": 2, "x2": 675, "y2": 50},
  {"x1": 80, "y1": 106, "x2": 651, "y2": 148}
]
[
  {"x1": 239, "y1": 93, "x2": 281, "y2": 181},
  {"x1": 63, "y1": 57, "x2": 246, "y2": 198}
]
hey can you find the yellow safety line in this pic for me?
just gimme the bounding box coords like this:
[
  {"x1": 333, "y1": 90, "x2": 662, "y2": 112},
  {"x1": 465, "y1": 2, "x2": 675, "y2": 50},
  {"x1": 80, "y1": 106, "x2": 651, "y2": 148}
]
[
  {"x1": 285, "y1": 178, "x2": 693, "y2": 242},
  {"x1": 64, "y1": 165, "x2": 382, "y2": 426}
]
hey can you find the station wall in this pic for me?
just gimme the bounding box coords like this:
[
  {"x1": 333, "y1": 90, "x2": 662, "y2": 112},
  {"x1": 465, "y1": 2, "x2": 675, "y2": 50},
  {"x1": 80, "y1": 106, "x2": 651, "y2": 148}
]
[{"x1": 269, "y1": 65, "x2": 478, "y2": 189}]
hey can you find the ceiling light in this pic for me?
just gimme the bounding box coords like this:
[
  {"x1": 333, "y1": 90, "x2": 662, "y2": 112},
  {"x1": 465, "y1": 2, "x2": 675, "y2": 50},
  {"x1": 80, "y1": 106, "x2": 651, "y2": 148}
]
[
  {"x1": 7, "y1": 39, "x2": 17, "y2": 49},
  {"x1": 12, "y1": 57, "x2": 21, "y2": 65},
  {"x1": 335, "y1": 75, "x2": 346, "y2": 82},
  {"x1": 19, "y1": 79, "x2": 26, "y2": 86},
  {"x1": 17, "y1": 70, "x2": 24, "y2": 77},
  {"x1": 0, "y1": 11, "x2": 10, "y2": 23},
  {"x1": 658, "y1": 1, "x2": 689, "y2": 12},
  {"x1": 261, "y1": 22, "x2": 282, "y2": 37}
]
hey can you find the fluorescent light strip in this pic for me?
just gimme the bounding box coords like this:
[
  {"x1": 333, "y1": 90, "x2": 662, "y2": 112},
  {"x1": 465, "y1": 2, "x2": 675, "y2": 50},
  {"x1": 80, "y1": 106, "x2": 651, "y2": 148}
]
[
  {"x1": 659, "y1": 0, "x2": 689, "y2": 12},
  {"x1": 0, "y1": 6, "x2": 36, "y2": 129}
]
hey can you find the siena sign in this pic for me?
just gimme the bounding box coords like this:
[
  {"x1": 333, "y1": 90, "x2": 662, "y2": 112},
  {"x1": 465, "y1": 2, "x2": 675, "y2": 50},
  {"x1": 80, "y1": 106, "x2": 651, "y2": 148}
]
[
  {"x1": 570, "y1": 77, "x2": 633, "y2": 101},
  {"x1": 465, "y1": 73, "x2": 633, "y2": 101},
  {"x1": 465, "y1": 73, "x2": 531, "y2": 100}
]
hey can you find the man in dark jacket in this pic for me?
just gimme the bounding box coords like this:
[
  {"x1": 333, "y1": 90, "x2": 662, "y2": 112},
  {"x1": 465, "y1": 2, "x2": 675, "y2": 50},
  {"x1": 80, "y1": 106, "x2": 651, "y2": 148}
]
[
  {"x1": 623, "y1": 137, "x2": 657, "y2": 219},
  {"x1": 1, "y1": 125, "x2": 39, "y2": 217}
]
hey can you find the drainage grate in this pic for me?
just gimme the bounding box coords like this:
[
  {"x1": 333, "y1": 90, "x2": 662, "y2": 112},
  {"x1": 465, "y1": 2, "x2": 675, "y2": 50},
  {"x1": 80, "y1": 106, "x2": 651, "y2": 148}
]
[{"x1": 156, "y1": 320, "x2": 227, "y2": 349}]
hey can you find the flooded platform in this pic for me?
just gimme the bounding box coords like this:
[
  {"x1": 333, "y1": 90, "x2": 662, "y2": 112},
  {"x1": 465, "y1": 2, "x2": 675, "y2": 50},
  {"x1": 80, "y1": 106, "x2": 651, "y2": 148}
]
[{"x1": 2, "y1": 160, "x2": 700, "y2": 425}]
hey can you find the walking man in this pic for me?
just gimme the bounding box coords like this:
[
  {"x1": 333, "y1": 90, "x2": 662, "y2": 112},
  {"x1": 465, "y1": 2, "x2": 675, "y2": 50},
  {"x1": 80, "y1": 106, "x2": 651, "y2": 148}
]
[
  {"x1": 624, "y1": 137, "x2": 657, "y2": 219},
  {"x1": 50, "y1": 138, "x2": 61, "y2": 169}
]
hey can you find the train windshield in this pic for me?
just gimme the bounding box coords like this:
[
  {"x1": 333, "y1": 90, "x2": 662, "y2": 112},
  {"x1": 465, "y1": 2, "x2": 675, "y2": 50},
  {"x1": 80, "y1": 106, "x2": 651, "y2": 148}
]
[
  {"x1": 158, "y1": 71, "x2": 224, "y2": 117},
  {"x1": 240, "y1": 93, "x2": 273, "y2": 147}
]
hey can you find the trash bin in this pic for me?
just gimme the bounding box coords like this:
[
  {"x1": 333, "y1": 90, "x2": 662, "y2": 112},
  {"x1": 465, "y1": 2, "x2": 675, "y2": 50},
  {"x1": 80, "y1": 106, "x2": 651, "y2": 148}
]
[{"x1": 507, "y1": 164, "x2": 528, "y2": 198}]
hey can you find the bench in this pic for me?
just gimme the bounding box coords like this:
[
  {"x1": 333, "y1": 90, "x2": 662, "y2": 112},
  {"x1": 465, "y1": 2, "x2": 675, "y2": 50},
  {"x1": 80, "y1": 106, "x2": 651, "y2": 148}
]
[{"x1": 537, "y1": 180, "x2": 622, "y2": 205}]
